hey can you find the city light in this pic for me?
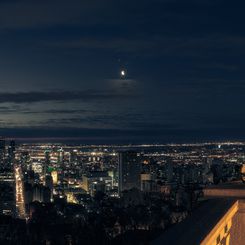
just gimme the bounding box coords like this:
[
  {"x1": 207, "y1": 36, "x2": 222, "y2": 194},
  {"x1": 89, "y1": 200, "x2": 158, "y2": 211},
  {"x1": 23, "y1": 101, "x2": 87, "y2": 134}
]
[{"x1": 14, "y1": 165, "x2": 26, "y2": 219}]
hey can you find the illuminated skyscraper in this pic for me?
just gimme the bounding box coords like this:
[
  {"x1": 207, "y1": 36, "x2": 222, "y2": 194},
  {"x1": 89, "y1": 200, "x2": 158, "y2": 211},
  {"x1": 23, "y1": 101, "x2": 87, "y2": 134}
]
[
  {"x1": 165, "y1": 161, "x2": 173, "y2": 183},
  {"x1": 0, "y1": 170, "x2": 15, "y2": 216},
  {"x1": 7, "y1": 140, "x2": 15, "y2": 168},
  {"x1": 58, "y1": 148, "x2": 65, "y2": 184},
  {"x1": 20, "y1": 151, "x2": 31, "y2": 171},
  {"x1": 43, "y1": 150, "x2": 50, "y2": 177},
  {"x1": 57, "y1": 148, "x2": 64, "y2": 165},
  {"x1": 51, "y1": 170, "x2": 58, "y2": 185},
  {"x1": 118, "y1": 151, "x2": 141, "y2": 194},
  {"x1": 0, "y1": 138, "x2": 5, "y2": 168},
  {"x1": 32, "y1": 184, "x2": 51, "y2": 203},
  {"x1": 69, "y1": 150, "x2": 78, "y2": 167},
  {"x1": 45, "y1": 174, "x2": 53, "y2": 201}
]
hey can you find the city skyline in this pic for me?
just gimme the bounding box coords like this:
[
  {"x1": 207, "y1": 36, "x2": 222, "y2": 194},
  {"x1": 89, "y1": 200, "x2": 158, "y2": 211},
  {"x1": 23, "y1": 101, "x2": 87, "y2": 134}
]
[
  {"x1": 1, "y1": 0, "x2": 245, "y2": 142},
  {"x1": 1, "y1": 2, "x2": 245, "y2": 244}
]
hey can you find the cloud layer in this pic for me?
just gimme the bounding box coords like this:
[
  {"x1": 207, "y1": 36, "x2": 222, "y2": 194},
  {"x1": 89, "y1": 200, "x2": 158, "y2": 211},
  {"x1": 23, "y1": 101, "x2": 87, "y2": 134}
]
[{"x1": 0, "y1": 0, "x2": 244, "y2": 142}]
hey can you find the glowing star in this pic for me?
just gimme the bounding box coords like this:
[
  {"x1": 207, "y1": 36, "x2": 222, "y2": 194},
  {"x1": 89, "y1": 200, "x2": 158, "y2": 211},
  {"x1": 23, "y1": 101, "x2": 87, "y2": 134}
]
[{"x1": 121, "y1": 70, "x2": 126, "y2": 77}]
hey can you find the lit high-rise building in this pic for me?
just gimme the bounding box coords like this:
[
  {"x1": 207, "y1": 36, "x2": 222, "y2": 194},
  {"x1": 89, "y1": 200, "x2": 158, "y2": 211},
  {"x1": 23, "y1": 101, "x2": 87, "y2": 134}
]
[
  {"x1": 118, "y1": 151, "x2": 141, "y2": 194},
  {"x1": 7, "y1": 140, "x2": 15, "y2": 168},
  {"x1": 32, "y1": 184, "x2": 51, "y2": 203},
  {"x1": 0, "y1": 170, "x2": 15, "y2": 216},
  {"x1": 57, "y1": 148, "x2": 65, "y2": 184},
  {"x1": 45, "y1": 174, "x2": 53, "y2": 201},
  {"x1": 57, "y1": 148, "x2": 64, "y2": 165},
  {"x1": 165, "y1": 161, "x2": 173, "y2": 183},
  {"x1": 51, "y1": 170, "x2": 58, "y2": 185},
  {"x1": 20, "y1": 151, "x2": 31, "y2": 171},
  {"x1": 43, "y1": 150, "x2": 50, "y2": 177},
  {"x1": 0, "y1": 138, "x2": 5, "y2": 168},
  {"x1": 69, "y1": 150, "x2": 78, "y2": 167},
  {"x1": 82, "y1": 171, "x2": 112, "y2": 196}
]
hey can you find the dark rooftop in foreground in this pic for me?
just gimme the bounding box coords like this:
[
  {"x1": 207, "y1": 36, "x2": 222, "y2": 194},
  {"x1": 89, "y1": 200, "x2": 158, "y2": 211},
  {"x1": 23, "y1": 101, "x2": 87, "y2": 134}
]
[{"x1": 152, "y1": 199, "x2": 236, "y2": 245}]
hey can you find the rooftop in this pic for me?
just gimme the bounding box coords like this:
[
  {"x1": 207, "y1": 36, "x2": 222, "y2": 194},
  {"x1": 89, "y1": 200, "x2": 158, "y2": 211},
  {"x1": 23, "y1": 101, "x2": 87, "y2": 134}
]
[{"x1": 152, "y1": 198, "x2": 237, "y2": 245}]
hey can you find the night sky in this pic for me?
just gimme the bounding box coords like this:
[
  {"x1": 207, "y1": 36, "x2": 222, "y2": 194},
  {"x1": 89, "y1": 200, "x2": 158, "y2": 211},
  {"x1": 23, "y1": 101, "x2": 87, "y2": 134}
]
[{"x1": 1, "y1": 0, "x2": 245, "y2": 143}]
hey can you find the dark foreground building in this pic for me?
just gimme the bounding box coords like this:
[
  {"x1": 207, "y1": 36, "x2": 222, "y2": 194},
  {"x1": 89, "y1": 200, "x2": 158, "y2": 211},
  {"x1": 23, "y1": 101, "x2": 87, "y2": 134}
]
[
  {"x1": 152, "y1": 182, "x2": 245, "y2": 245},
  {"x1": 118, "y1": 151, "x2": 141, "y2": 194}
]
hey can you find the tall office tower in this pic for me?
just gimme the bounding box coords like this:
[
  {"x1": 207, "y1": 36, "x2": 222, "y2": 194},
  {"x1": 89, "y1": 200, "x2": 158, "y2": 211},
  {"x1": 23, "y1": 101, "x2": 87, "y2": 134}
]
[
  {"x1": 69, "y1": 150, "x2": 78, "y2": 167},
  {"x1": 51, "y1": 170, "x2": 58, "y2": 185},
  {"x1": 57, "y1": 148, "x2": 64, "y2": 183},
  {"x1": 20, "y1": 151, "x2": 31, "y2": 170},
  {"x1": 32, "y1": 184, "x2": 51, "y2": 203},
  {"x1": 118, "y1": 151, "x2": 141, "y2": 194},
  {"x1": 7, "y1": 140, "x2": 15, "y2": 167},
  {"x1": 45, "y1": 174, "x2": 53, "y2": 201},
  {"x1": 24, "y1": 170, "x2": 35, "y2": 185},
  {"x1": 0, "y1": 170, "x2": 15, "y2": 216},
  {"x1": 57, "y1": 148, "x2": 64, "y2": 165},
  {"x1": 43, "y1": 150, "x2": 50, "y2": 177},
  {"x1": 0, "y1": 138, "x2": 5, "y2": 168},
  {"x1": 165, "y1": 161, "x2": 173, "y2": 183}
]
